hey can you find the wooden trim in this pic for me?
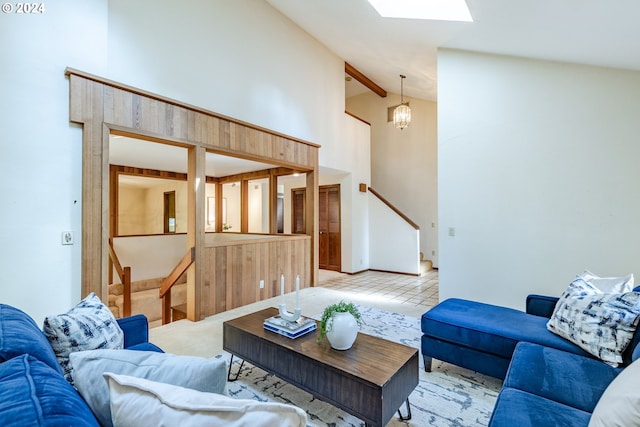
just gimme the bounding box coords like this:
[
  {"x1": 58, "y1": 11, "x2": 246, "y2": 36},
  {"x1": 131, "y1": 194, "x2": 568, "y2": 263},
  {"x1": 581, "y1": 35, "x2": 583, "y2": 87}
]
[
  {"x1": 66, "y1": 68, "x2": 320, "y2": 148},
  {"x1": 345, "y1": 62, "x2": 387, "y2": 98},
  {"x1": 368, "y1": 187, "x2": 420, "y2": 230},
  {"x1": 112, "y1": 165, "x2": 189, "y2": 181},
  {"x1": 215, "y1": 183, "x2": 223, "y2": 233},
  {"x1": 345, "y1": 111, "x2": 371, "y2": 126},
  {"x1": 268, "y1": 174, "x2": 278, "y2": 234},
  {"x1": 307, "y1": 171, "x2": 319, "y2": 286},
  {"x1": 205, "y1": 234, "x2": 310, "y2": 248},
  {"x1": 107, "y1": 239, "x2": 131, "y2": 317},
  {"x1": 241, "y1": 179, "x2": 249, "y2": 233}
]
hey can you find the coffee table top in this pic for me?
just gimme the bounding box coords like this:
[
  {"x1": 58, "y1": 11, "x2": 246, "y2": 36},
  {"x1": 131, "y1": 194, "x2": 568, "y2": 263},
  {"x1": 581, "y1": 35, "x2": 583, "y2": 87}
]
[{"x1": 223, "y1": 307, "x2": 418, "y2": 387}]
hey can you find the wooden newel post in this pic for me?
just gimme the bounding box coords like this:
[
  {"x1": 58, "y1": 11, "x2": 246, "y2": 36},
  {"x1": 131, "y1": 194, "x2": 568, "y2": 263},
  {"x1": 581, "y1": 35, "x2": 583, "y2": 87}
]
[{"x1": 123, "y1": 266, "x2": 131, "y2": 317}]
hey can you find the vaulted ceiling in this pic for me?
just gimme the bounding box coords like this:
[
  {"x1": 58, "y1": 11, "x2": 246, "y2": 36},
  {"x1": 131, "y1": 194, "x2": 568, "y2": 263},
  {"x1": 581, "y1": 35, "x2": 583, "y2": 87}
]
[{"x1": 266, "y1": 0, "x2": 640, "y2": 101}]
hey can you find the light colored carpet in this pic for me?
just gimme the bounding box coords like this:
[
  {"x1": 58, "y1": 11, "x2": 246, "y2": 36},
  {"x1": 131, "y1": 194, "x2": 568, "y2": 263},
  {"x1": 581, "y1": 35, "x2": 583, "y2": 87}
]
[{"x1": 219, "y1": 305, "x2": 502, "y2": 427}]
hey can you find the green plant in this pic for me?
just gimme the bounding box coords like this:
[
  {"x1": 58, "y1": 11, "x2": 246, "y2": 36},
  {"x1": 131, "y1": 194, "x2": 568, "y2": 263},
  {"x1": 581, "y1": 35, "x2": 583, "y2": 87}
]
[{"x1": 317, "y1": 301, "x2": 363, "y2": 344}]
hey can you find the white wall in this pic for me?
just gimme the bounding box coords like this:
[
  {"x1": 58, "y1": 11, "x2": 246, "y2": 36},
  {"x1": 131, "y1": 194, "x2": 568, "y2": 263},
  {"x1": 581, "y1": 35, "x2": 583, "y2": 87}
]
[
  {"x1": 281, "y1": 113, "x2": 372, "y2": 274},
  {"x1": 0, "y1": 0, "x2": 346, "y2": 324},
  {"x1": 346, "y1": 92, "x2": 438, "y2": 266},
  {"x1": 438, "y1": 49, "x2": 640, "y2": 310},
  {"x1": 339, "y1": 114, "x2": 371, "y2": 273},
  {"x1": 0, "y1": 0, "x2": 108, "y2": 324},
  {"x1": 369, "y1": 196, "x2": 420, "y2": 275},
  {"x1": 107, "y1": 0, "x2": 344, "y2": 148},
  {"x1": 112, "y1": 235, "x2": 188, "y2": 283}
]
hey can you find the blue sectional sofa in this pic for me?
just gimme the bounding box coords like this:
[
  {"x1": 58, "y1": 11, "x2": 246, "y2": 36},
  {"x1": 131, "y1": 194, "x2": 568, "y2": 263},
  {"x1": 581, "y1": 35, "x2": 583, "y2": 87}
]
[
  {"x1": 0, "y1": 304, "x2": 162, "y2": 426},
  {"x1": 421, "y1": 293, "x2": 640, "y2": 426},
  {"x1": 421, "y1": 294, "x2": 640, "y2": 379}
]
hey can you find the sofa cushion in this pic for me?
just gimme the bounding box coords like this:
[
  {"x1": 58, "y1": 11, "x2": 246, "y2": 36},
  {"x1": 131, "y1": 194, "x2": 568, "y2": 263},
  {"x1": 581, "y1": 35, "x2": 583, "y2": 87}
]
[
  {"x1": 0, "y1": 304, "x2": 61, "y2": 374},
  {"x1": 43, "y1": 292, "x2": 124, "y2": 384},
  {"x1": 70, "y1": 349, "x2": 228, "y2": 427},
  {"x1": 589, "y1": 357, "x2": 640, "y2": 427},
  {"x1": 116, "y1": 314, "x2": 152, "y2": 348},
  {"x1": 105, "y1": 373, "x2": 308, "y2": 427},
  {"x1": 0, "y1": 354, "x2": 99, "y2": 427},
  {"x1": 422, "y1": 298, "x2": 591, "y2": 359},
  {"x1": 488, "y1": 388, "x2": 591, "y2": 427},
  {"x1": 547, "y1": 278, "x2": 640, "y2": 367},
  {"x1": 504, "y1": 342, "x2": 620, "y2": 413},
  {"x1": 126, "y1": 342, "x2": 164, "y2": 352}
]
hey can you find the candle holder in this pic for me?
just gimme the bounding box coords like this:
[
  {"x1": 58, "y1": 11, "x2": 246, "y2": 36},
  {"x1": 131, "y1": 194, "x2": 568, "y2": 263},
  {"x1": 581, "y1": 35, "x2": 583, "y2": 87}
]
[{"x1": 279, "y1": 274, "x2": 301, "y2": 322}]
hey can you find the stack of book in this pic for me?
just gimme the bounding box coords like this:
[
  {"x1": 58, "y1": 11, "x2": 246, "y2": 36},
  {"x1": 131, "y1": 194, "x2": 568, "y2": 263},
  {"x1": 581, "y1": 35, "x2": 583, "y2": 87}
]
[{"x1": 263, "y1": 314, "x2": 317, "y2": 339}]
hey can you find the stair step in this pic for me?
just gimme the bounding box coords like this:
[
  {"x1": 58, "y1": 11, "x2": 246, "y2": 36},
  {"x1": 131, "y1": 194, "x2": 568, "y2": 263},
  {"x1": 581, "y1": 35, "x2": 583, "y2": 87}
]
[
  {"x1": 171, "y1": 304, "x2": 187, "y2": 321},
  {"x1": 112, "y1": 283, "x2": 187, "y2": 324}
]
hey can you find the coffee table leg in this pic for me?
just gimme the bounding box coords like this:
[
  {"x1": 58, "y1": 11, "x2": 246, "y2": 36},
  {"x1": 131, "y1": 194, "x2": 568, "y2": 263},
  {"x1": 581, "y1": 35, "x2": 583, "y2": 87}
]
[
  {"x1": 397, "y1": 398, "x2": 412, "y2": 421},
  {"x1": 227, "y1": 354, "x2": 245, "y2": 382}
]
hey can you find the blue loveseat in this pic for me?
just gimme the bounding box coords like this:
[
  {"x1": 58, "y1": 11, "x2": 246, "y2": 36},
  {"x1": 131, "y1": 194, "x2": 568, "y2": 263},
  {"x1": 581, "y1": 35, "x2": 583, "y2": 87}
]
[
  {"x1": 421, "y1": 294, "x2": 640, "y2": 426},
  {"x1": 0, "y1": 304, "x2": 162, "y2": 426}
]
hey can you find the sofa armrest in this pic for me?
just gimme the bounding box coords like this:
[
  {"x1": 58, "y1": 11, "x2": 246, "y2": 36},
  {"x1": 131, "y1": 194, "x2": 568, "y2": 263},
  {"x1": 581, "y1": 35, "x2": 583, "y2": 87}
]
[
  {"x1": 117, "y1": 314, "x2": 150, "y2": 349},
  {"x1": 525, "y1": 295, "x2": 559, "y2": 318}
]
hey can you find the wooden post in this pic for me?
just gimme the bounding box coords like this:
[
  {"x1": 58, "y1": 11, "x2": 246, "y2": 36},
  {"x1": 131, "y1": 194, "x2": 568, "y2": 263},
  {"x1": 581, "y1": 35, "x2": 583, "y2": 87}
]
[{"x1": 123, "y1": 266, "x2": 131, "y2": 317}]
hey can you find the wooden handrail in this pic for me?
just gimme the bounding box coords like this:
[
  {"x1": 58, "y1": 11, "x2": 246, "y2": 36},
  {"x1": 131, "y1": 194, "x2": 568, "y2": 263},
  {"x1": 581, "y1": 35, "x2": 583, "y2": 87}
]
[
  {"x1": 368, "y1": 187, "x2": 420, "y2": 231},
  {"x1": 108, "y1": 239, "x2": 131, "y2": 317},
  {"x1": 160, "y1": 247, "x2": 195, "y2": 325}
]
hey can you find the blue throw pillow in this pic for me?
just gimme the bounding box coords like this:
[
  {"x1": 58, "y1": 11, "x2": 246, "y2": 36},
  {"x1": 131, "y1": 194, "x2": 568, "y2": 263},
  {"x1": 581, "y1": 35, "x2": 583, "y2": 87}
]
[
  {"x1": 0, "y1": 304, "x2": 61, "y2": 374},
  {"x1": 0, "y1": 354, "x2": 99, "y2": 427}
]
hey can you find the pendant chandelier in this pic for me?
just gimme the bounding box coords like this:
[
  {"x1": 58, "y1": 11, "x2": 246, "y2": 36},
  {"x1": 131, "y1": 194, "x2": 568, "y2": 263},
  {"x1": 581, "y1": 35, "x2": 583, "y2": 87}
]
[{"x1": 393, "y1": 74, "x2": 411, "y2": 130}]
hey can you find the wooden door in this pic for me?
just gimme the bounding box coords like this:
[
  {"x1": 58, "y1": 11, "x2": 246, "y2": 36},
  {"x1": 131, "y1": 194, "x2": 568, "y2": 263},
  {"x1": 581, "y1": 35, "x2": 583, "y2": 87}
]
[
  {"x1": 291, "y1": 189, "x2": 306, "y2": 234},
  {"x1": 293, "y1": 185, "x2": 340, "y2": 271}
]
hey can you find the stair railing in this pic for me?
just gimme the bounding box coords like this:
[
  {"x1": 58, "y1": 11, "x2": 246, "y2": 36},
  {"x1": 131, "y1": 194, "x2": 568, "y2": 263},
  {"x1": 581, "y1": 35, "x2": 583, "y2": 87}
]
[
  {"x1": 108, "y1": 239, "x2": 131, "y2": 317},
  {"x1": 368, "y1": 187, "x2": 420, "y2": 230},
  {"x1": 159, "y1": 247, "x2": 195, "y2": 325}
]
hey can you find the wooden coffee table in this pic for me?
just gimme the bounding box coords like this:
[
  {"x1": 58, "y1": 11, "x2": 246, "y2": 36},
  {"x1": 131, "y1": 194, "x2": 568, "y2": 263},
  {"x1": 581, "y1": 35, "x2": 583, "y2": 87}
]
[{"x1": 223, "y1": 307, "x2": 418, "y2": 427}]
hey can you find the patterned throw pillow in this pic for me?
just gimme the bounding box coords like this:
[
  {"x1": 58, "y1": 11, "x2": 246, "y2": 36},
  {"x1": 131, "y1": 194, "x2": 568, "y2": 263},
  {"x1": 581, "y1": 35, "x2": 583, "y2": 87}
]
[
  {"x1": 547, "y1": 279, "x2": 640, "y2": 367},
  {"x1": 43, "y1": 293, "x2": 124, "y2": 384}
]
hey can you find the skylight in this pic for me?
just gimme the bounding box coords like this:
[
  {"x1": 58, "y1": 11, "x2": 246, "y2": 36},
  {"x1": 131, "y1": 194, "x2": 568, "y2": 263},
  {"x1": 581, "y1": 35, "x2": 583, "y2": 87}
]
[{"x1": 367, "y1": 0, "x2": 473, "y2": 22}]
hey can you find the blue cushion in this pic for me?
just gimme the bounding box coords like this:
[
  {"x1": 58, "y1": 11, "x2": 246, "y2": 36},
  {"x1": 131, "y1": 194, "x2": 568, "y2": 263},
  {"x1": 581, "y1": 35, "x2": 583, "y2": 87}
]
[
  {"x1": 488, "y1": 388, "x2": 591, "y2": 427},
  {"x1": 117, "y1": 314, "x2": 151, "y2": 348},
  {"x1": 422, "y1": 298, "x2": 592, "y2": 358},
  {"x1": 422, "y1": 335, "x2": 511, "y2": 379},
  {"x1": 126, "y1": 342, "x2": 164, "y2": 352},
  {"x1": 504, "y1": 342, "x2": 620, "y2": 413},
  {"x1": 0, "y1": 354, "x2": 99, "y2": 427},
  {"x1": 0, "y1": 305, "x2": 61, "y2": 374}
]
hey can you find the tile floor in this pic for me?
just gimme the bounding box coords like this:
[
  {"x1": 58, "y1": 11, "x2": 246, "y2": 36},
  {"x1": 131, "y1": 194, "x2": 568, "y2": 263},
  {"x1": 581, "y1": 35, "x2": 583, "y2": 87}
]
[
  {"x1": 320, "y1": 268, "x2": 439, "y2": 310},
  {"x1": 149, "y1": 268, "x2": 439, "y2": 357}
]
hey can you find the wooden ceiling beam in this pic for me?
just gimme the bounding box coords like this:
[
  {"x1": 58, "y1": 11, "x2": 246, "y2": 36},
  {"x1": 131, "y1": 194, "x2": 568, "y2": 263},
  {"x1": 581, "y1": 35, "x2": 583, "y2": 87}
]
[{"x1": 345, "y1": 62, "x2": 387, "y2": 98}]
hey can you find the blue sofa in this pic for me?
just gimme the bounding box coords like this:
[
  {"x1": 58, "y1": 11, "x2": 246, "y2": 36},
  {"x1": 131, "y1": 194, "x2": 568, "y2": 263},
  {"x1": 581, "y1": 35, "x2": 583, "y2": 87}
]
[
  {"x1": 421, "y1": 295, "x2": 640, "y2": 426},
  {"x1": 0, "y1": 304, "x2": 162, "y2": 426}
]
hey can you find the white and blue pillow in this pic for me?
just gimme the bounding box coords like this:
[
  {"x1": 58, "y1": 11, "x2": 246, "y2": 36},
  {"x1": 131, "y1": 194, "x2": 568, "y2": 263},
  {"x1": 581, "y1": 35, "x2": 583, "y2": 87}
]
[
  {"x1": 43, "y1": 293, "x2": 124, "y2": 384},
  {"x1": 547, "y1": 278, "x2": 640, "y2": 367}
]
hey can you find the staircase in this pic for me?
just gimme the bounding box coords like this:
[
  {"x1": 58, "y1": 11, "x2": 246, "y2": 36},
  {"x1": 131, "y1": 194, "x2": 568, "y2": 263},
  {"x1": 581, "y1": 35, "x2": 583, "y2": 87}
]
[{"x1": 109, "y1": 276, "x2": 187, "y2": 328}]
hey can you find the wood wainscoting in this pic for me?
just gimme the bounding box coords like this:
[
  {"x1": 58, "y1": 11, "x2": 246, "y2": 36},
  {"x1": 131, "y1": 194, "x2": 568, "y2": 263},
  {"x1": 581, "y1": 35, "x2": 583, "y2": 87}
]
[{"x1": 205, "y1": 234, "x2": 311, "y2": 316}]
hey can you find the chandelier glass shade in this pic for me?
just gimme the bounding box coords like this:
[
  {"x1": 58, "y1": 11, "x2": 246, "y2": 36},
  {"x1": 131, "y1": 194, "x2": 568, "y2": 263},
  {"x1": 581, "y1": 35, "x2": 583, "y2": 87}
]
[{"x1": 393, "y1": 74, "x2": 411, "y2": 130}]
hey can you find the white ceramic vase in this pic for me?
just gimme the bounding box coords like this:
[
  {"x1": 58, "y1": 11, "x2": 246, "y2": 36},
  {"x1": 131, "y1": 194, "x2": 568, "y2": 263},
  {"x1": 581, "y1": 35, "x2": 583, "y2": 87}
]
[{"x1": 326, "y1": 312, "x2": 359, "y2": 350}]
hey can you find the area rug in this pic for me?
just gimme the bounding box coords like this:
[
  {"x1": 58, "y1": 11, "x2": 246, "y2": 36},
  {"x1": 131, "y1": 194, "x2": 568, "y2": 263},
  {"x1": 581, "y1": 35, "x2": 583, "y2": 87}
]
[{"x1": 217, "y1": 306, "x2": 502, "y2": 427}]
